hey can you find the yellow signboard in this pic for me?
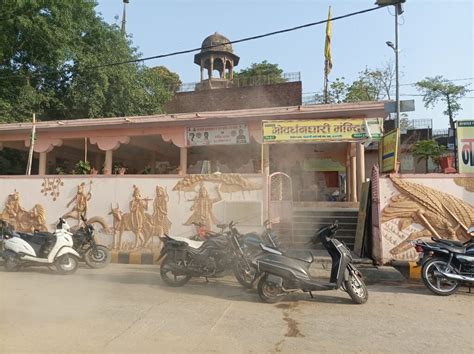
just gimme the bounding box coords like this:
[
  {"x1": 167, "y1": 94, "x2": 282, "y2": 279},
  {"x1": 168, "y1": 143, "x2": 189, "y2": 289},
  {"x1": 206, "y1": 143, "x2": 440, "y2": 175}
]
[
  {"x1": 380, "y1": 129, "x2": 399, "y2": 173},
  {"x1": 457, "y1": 120, "x2": 474, "y2": 173},
  {"x1": 262, "y1": 118, "x2": 383, "y2": 143}
]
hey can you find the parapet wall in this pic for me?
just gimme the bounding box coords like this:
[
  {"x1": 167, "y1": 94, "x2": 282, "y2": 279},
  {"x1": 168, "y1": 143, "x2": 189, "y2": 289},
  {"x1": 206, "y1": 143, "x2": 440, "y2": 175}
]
[{"x1": 165, "y1": 81, "x2": 302, "y2": 114}]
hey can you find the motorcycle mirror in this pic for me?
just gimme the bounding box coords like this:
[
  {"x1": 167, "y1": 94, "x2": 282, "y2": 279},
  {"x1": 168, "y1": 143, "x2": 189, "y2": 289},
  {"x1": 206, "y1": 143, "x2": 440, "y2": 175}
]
[{"x1": 81, "y1": 214, "x2": 87, "y2": 222}]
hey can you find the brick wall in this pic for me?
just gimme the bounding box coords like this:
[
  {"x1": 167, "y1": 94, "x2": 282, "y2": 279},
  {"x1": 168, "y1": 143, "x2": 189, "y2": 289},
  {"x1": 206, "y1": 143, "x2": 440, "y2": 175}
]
[{"x1": 165, "y1": 81, "x2": 302, "y2": 114}]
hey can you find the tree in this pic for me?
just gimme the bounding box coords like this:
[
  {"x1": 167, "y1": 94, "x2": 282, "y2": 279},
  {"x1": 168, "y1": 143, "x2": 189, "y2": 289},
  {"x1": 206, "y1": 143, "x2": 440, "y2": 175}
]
[
  {"x1": 0, "y1": 1, "x2": 180, "y2": 123},
  {"x1": 415, "y1": 76, "x2": 469, "y2": 129},
  {"x1": 412, "y1": 140, "x2": 447, "y2": 172},
  {"x1": 233, "y1": 60, "x2": 286, "y2": 86},
  {"x1": 315, "y1": 62, "x2": 395, "y2": 104}
]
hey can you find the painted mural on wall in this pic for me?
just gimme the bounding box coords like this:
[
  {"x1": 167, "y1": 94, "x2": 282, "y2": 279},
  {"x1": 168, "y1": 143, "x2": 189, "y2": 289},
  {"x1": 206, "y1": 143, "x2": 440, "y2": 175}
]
[
  {"x1": 0, "y1": 174, "x2": 263, "y2": 253},
  {"x1": 0, "y1": 190, "x2": 47, "y2": 232},
  {"x1": 184, "y1": 183, "x2": 222, "y2": 232},
  {"x1": 380, "y1": 176, "x2": 474, "y2": 263}
]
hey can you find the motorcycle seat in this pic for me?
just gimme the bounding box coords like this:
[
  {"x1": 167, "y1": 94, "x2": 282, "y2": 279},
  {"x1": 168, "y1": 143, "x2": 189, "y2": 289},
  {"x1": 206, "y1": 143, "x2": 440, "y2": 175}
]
[
  {"x1": 168, "y1": 236, "x2": 204, "y2": 249},
  {"x1": 284, "y1": 250, "x2": 313, "y2": 263},
  {"x1": 434, "y1": 241, "x2": 466, "y2": 254},
  {"x1": 18, "y1": 232, "x2": 55, "y2": 246},
  {"x1": 433, "y1": 238, "x2": 465, "y2": 248}
]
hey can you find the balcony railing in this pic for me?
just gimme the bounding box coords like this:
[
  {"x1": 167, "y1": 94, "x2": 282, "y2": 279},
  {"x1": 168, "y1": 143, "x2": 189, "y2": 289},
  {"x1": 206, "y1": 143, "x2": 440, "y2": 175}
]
[{"x1": 172, "y1": 72, "x2": 301, "y2": 93}]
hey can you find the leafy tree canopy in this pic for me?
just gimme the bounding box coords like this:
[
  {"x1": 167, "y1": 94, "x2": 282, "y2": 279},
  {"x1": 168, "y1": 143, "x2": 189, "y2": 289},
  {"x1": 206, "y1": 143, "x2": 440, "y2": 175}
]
[
  {"x1": 0, "y1": 0, "x2": 180, "y2": 123},
  {"x1": 233, "y1": 60, "x2": 286, "y2": 85},
  {"x1": 315, "y1": 62, "x2": 395, "y2": 104},
  {"x1": 415, "y1": 76, "x2": 469, "y2": 129}
]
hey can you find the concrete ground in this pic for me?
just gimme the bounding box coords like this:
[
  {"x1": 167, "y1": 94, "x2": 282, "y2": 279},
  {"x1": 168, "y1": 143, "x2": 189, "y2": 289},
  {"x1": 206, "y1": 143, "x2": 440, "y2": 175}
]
[{"x1": 0, "y1": 263, "x2": 472, "y2": 353}]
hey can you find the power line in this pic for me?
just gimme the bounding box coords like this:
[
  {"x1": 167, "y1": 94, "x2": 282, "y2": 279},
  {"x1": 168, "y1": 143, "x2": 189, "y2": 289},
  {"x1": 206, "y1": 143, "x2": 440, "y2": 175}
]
[
  {"x1": 400, "y1": 94, "x2": 474, "y2": 99},
  {"x1": 399, "y1": 77, "x2": 474, "y2": 86},
  {"x1": 0, "y1": 5, "x2": 385, "y2": 81}
]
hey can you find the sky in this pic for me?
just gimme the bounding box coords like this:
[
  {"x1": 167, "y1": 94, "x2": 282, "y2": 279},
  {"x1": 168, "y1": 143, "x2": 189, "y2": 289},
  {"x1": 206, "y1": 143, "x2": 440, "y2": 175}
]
[{"x1": 96, "y1": 0, "x2": 474, "y2": 129}]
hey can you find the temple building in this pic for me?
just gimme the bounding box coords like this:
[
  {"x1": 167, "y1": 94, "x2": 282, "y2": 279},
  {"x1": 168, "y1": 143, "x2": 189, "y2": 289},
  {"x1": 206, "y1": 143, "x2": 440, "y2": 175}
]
[{"x1": 0, "y1": 33, "x2": 389, "y2": 252}]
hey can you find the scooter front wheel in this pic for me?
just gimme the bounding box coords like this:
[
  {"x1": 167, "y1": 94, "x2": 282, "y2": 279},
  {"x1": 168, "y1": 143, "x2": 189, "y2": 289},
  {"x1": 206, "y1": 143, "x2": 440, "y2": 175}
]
[
  {"x1": 257, "y1": 273, "x2": 285, "y2": 303},
  {"x1": 55, "y1": 254, "x2": 79, "y2": 275},
  {"x1": 345, "y1": 271, "x2": 368, "y2": 304}
]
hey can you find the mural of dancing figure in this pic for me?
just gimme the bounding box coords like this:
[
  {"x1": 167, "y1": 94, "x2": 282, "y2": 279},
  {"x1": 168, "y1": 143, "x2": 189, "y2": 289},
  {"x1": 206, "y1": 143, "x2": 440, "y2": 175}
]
[
  {"x1": 184, "y1": 183, "x2": 222, "y2": 232},
  {"x1": 63, "y1": 182, "x2": 92, "y2": 225}
]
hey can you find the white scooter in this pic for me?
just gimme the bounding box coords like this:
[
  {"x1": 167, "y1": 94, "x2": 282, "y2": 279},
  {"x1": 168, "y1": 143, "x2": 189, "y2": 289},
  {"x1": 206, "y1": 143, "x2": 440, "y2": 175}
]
[{"x1": 1, "y1": 218, "x2": 81, "y2": 274}]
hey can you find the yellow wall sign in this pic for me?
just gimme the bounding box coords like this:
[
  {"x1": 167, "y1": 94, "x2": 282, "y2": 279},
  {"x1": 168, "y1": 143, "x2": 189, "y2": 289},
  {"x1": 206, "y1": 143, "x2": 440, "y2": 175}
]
[
  {"x1": 262, "y1": 118, "x2": 382, "y2": 143},
  {"x1": 457, "y1": 120, "x2": 474, "y2": 173},
  {"x1": 380, "y1": 129, "x2": 399, "y2": 173}
]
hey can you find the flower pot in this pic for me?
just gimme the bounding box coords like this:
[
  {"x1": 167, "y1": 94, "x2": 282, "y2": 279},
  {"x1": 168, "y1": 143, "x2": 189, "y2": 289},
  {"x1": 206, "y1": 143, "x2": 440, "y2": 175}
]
[{"x1": 440, "y1": 156, "x2": 456, "y2": 174}]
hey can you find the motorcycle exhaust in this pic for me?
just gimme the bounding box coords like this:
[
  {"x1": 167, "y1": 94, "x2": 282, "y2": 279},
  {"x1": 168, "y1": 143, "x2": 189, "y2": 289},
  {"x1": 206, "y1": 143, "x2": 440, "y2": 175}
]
[{"x1": 435, "y1": 270, "x2": 474, "y2": 283}]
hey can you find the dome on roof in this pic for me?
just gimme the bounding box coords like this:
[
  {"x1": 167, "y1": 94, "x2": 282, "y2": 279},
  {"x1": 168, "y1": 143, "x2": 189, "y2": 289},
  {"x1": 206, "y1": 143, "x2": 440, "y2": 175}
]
[{"x1": 200, "y1": 32, "x2": 233, "y2": 53}]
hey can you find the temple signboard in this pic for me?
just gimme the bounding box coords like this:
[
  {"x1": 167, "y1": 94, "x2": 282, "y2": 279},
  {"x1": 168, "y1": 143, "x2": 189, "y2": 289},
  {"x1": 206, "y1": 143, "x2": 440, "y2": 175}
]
[
  {"x1": 186, "y1": 124, "x2": 249, "y2": 146},
  {"x1": 380, "y1": 129, "x2": 400, "y2": 173},
  {"x1": 262, "y1": 118, "x2": 383, "y2": 143},
  {"x1": 457, "y1": 120, "x2": 474, "y2": 173}
]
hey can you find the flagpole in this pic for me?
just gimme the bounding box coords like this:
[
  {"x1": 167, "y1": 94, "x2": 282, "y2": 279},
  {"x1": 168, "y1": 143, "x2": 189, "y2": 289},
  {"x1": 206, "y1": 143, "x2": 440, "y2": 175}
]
[
  {"x1": 323, "y1": 6, "x2": 332, "y2": 104},
  {"x1": 324, "y1": 61, "x2": 329, "y2": 104},
  {"x1": 26, "y1": 113, "x2": 36, "y2": 175}
]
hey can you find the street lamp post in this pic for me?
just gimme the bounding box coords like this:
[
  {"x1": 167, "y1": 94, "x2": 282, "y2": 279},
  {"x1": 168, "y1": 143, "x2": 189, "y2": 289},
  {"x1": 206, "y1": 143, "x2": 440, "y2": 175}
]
[{"x1": 377, "y1": 0, "x2": 405, "y2": 129}]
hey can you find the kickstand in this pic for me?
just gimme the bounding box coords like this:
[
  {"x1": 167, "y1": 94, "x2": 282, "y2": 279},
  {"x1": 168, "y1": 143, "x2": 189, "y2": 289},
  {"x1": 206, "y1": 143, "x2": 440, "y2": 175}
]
[{"x1": 309, "y1": 291, "x2": 314, "y2": 299}]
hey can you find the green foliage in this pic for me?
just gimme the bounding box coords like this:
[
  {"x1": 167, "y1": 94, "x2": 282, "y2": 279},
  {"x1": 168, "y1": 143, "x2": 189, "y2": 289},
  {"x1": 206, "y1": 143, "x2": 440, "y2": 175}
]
[
  {"x1": 316, "y1": 62, "x2": 395, "y2": 104},
  {"x1": 73, "y1": 160, "x2": 91, "y2": 175},
  {"x1": 415, "y1": 76, "x2": 469, "y2": 129},
  {"x1": 233, "y1": 60, "x2": 286, "y2": 85},
  {"x1": 0, "y1": 1, "x2": 180, "y2": 123},
  {"x1": 411, "y1": 140, "x2": 447, "y2": 172},
  {"x1": 0, "y1": 148, "x2": 28, "y2": 174}
]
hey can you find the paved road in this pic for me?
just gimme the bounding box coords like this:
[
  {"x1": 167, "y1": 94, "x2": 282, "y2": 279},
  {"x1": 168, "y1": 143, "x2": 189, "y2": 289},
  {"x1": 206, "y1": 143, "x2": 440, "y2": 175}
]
[{"x1": 0, "y1": 264, "x2": 472, "y2": 353}]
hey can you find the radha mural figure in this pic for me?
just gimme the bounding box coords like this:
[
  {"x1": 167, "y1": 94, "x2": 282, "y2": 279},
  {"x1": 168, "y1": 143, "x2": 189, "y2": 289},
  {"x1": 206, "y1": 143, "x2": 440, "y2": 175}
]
[
  {"x1": 152, "y1": 185, "x2": 172, "y2": 237},
  {"x1": 130, "y1": 185, "x2": 151, "y2": 248},
  {"x1": 184, "y1": 183, "x2": 222, "y2": 232}
]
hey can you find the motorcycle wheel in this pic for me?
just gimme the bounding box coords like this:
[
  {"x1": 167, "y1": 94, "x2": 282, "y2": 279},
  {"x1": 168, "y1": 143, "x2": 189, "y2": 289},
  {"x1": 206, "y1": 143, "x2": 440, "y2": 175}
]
[
  {"x1": 422, "y1": 257, "x2": 460, "y2": 296},
  {"x1": 232, "y1": 259, "x2": 256, "y2": 289},
  {"x1": 344, "y1": 271, "x2": 368, "y2": 304},
  {"x1": 84, "y1": 246, "x2": 111, "y2": 269},
  {"x1": 55, "y1": 254, "x2": 79, "y2": 275},
  {"x1": 160, "y1": 256, "x2": 191, "y2": 287},
  {"x1": 5, "y1": 257, "x2": 21, "y2": 272},
  {"x1": 257, "y1": 273, "x2": 284, "y2": 303}
]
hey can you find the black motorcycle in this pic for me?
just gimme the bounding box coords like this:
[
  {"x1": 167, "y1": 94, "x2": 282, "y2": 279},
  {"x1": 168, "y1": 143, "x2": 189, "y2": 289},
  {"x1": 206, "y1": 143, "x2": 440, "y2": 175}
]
[
  {"x1": 72, "y1": 216, "x2": 111, "y2": 269},
  {"x1": 158, "y1": 221, "x2": 253, "y2": 287},
  {"x1": 252, "y1": 222, "x2": 368, "y2": 304},
  {"x1": 231, "y1": 219, "x2": 281, "y2": 288},
  {"x1": 413, "y1": 228, "x2": 474, "y2": 296}
]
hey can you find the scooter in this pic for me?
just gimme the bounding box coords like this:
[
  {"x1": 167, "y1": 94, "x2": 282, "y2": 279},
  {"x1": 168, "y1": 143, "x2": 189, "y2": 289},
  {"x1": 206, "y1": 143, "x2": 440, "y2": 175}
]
[
  {"x1": 252, "y1": 222, "x2": 368, "y2": 304},
  {"x1": 412, "y1": 227, "x2": 474, "y2": 296},
  {"x1": 0, "y1": 218, "x2": 81, "y2": 274}
]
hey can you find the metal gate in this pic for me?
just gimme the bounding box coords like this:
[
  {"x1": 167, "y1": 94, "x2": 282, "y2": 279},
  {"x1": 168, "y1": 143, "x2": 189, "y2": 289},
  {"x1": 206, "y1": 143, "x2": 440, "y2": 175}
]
[{"x1": 268, "y1": 172, "x2": 294, "y2": 244}]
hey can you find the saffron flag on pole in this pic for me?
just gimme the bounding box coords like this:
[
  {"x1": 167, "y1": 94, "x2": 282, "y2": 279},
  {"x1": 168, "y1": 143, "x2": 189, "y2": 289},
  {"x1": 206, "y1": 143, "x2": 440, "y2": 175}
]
[{"x1": 324, "y1": 6, "x2": 333, "y2": 76}]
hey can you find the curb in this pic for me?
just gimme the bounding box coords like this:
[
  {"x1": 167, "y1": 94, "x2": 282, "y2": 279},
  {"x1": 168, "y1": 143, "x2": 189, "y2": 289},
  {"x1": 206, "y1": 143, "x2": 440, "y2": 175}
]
[
  {"x1": 111, "y1": 250, "x2": 161, "y2": 265},
  {"x1": 391, "y1": 261, "x2": 421, "y2": 280}
]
